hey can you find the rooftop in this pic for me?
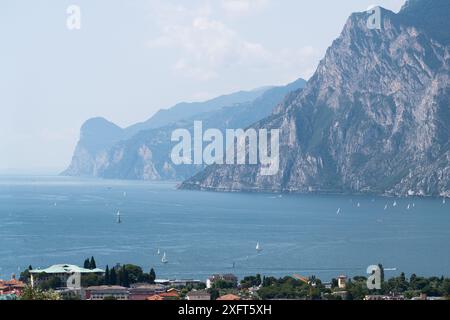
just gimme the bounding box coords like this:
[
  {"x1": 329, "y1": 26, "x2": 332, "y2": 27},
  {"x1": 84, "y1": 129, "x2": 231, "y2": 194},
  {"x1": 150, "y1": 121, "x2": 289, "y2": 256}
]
[
  {"x1": 86, "y1": 285, "x2": 127, "y2": 291},
  {"x1": 217, "y1": 294, "x2": 241, "y2": 301},
  {"x1": 30, "y1": 264, "x2": 105, "y2": 274}
]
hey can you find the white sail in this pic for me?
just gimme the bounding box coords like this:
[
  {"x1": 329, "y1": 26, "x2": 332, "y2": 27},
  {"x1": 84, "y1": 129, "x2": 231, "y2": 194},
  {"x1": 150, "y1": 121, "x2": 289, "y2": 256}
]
[
  {"x1": 161, "y1": 252, "x2": 168, "y2": 264},
  {"x1": 336, "y1": 208, "x2": 341, "y2": 215},
  {"x1": 256, "y1": 242, "x2": 262, "y2": 252},
  {"x1": 157, "y1": 248, "x2": 161, "y2": 255},
  {"x1": 117, "y1": 211, "x2": 121, "y2": 223}
]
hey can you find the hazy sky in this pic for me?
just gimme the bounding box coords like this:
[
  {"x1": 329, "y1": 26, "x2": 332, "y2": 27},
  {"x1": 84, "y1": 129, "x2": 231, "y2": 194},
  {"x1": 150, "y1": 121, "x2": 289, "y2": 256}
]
[{"x1": 0, "y1": 0, "x2": 405, "y2": 172}]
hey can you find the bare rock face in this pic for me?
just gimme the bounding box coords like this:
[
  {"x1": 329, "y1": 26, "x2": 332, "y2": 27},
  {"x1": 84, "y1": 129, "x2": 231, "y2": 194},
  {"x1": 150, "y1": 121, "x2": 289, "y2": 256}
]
[{"x1": 181, "y1": 1, "x2": 450, "y2": 197}]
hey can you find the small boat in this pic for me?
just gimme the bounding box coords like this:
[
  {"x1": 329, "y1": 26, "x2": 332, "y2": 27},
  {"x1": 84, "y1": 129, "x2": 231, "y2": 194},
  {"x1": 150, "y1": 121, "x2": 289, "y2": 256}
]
[
  {"x1": 407, "y1": 204, "x2": 410, "y2": 210},
  {"x1": 443, "y1": 198, "x2": 446, "y2": 205},
  {"x1": 393, "y1": 201, "x2": 397, "y2": 207},
  {"x1": 256, "y1": 242, "x2": 262, "y2": 253},
  {"x1": 161, "y1": 252, "x2": 168, "y2": 264},
  {"x1": 336, "y1": 208, "x2": 341, "y2": 215},
  {"x1": 384, "y1": 204, "x2": 388, "y2": 210},
  {"x1": 357, "y1": 202, "x2": 361, "y2": 208},
  {"x1": 157, "y1": 248, "x2": 161, "y2": 255},
  {"x1": 117, "y1": 211, "x2": 122, "y2": 224}
]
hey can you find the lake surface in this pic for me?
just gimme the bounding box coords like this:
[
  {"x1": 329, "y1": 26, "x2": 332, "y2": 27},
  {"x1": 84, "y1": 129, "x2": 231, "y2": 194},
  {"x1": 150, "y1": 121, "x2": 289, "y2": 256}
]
[{"x1": 0, "y1": 175, "x2": 449, "y2": 282}]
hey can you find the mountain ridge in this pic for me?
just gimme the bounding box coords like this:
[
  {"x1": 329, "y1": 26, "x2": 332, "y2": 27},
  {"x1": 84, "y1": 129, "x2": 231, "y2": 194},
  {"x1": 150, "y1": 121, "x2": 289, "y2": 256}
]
[{"x1": 180, "y1": 0, "x2": 450, "y2": 197}]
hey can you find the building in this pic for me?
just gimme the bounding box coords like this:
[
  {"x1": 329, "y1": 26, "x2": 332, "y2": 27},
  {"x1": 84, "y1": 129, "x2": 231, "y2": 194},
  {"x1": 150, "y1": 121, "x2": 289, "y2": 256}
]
[
  {"x1": 337, "y1": 275, "x2": 347, "y2": 289},
  {"x1": 186, "y1": 290, "x2": 211, "y2": 301},
  {"x1": 154, "y1": 279, "x2": 203, "y2": 288},
  {"x1": 30, "y1": 264, "x2": 104, "y2": 288},
  {"x1": 206, "y1": 274, "x2": 238, "y2": 289},
  {"x1": 128, "y1": 284, "x2": 167, "y2": 301},
  {"x1": 146, "y1": 291, "x2": 180, "y2": 301},
  {"x1": 85, "y1": 285, "x2": 129, "y2": 300},
  {"x1": 217, "y1": 294, "x2": 241, "y2": 301},
  {"x1": 365, "y1": 295, "x2": 405, "y2": 301},
  {"x1": 0, "y1": 275, "x2": 26, "y2": 296}
]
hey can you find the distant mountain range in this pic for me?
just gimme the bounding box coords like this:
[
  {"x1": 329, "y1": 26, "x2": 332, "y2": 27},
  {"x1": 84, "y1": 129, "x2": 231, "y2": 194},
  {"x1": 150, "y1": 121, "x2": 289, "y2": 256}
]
[
  {"x1": 180, "y1": 0, "x2": 450, "y2": 197},
  {"x1": 63, "y1": 79, "x2": 306, "y2": 180}
]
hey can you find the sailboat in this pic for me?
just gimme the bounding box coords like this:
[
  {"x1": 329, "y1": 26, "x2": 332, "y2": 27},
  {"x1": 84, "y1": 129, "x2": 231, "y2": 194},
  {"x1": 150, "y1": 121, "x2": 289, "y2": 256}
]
[
  {"x1": 407, "y1": 204, "x2": 410, "y2": 210},
  {"x1": 393, "y1": 201, "x2": 397, "y2": 207},
  {"x1": 256, "y1": 242, "x2": 262, "y2": 253},
  {"x1": 443, "y1": 198, "x2": 446, "y2": 205},
  {"x1": 336, "y1": 208, "x2": 341, "y2": 215},
  {"x1": 117, "y1": 211, "x2": 122, "y2": 224},
  {"x1": 161, "y1": 252, "x2": 168, "y2": 264},
  {"x1": 357, "y1": 202, "x2": 361, "y2": 208},
  {"x1": 157, "y1": 248, "x2": 161, "y2": 255},
  {"x1": 384, "y1": 204, "x2": 388, "y2": 210}
]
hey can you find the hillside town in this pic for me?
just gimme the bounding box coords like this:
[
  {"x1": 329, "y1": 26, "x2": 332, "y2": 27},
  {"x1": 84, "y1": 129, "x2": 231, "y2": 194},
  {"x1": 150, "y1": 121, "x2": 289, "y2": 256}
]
[{"x1": 1, "y1": 258, "x2": 449, "y2": 301}]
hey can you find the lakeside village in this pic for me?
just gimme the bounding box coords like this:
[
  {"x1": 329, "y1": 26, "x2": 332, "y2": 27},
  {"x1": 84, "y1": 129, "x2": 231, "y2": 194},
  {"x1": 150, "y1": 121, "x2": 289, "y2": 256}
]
[{"x1": 1, "y1": 257, "x2": 450, "y2": 301}]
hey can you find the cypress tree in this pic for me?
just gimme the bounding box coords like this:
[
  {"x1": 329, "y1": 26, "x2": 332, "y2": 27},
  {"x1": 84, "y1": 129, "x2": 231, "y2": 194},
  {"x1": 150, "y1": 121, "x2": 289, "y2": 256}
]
[
  {"x1": 110, "y1": 267, "x2": 117, "y2": 285},
  {"x1": 104, "y1": 265, "x2": 110, "y2": 285},
  {"x1": 83, "y1": 258, "x2": 90, "y2": 269},
  {"x1": 89, "y1": 256, "x2": 97, "y2": 269},
  {"x1": 149, "y1": 268, "x2": 156, "y2": 284},
  {"x1": 122, "y1": 266, "x2": 130, "y2": 287}
]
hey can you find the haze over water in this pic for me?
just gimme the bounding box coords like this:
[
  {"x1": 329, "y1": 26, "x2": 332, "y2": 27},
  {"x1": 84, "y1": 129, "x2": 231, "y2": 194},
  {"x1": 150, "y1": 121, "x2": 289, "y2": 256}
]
[{"x1": 1, "y1": 175, "x2": 449, "y2": 281}]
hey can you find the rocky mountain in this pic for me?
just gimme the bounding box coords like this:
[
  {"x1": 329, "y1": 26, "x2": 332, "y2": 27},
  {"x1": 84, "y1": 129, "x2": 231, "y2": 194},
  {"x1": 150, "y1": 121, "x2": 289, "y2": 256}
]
[
  {"x1": 63, "y1": 79, "x2": 306, "y2": 179},
  {"x1": 180, "y1": 0, "x2": 450, "y2": 197}
]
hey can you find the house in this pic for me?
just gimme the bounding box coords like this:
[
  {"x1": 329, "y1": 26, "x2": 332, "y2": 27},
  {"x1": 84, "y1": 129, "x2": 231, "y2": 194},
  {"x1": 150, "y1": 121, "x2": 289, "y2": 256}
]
[
  {"x1": 0, "y1": 275, "x2": 26, "y2": 296},
  {"x1": 29, "y1": 264, "x2": 104, "y2": 288},
  {"x1": 337, "y1": 275, "x2": 347, "y2": 289},
  {"x1": 128, "y1": 284, "x2": 167, "y2": 301},
  {"x1": 365, "y1": 295, "x2": 405, "y2": 301},
  {"x1": 206, "y1": 274, "x2": 238, "y2": 289},
  {"x1": 217, "y1": 294, "x2": 241, "y2": 301},
  {"x1": 186, "y1": 290, "x2": 211, "y2": 301},
  {"x1": 154, "y1": 279, "x2": 203, "y2": 288},
  {"x1": 146, "y1": 291, "x2": 180, "y2": 301},
  {"x1": 85, "y1": 285, "x2": 129, "y2": 300}
]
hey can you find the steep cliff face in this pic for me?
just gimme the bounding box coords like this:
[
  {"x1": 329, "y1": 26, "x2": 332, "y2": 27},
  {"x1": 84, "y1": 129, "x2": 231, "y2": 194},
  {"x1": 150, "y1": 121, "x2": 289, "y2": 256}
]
[
  {"x1": 62, "y1": 117, "x2": 125, "y2": 177},
  {"x1": 63, "y1": 79, "x2": 305, "y2": 180},
  {"x1": 181, "y1": 2, "x2": 450, "y2": 197}
]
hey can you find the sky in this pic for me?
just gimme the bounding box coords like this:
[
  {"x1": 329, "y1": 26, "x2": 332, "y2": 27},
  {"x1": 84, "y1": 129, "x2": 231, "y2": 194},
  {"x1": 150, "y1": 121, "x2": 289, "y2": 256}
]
[{"x1": 0, "y1": 0, "x2": 406, "y2": 173}]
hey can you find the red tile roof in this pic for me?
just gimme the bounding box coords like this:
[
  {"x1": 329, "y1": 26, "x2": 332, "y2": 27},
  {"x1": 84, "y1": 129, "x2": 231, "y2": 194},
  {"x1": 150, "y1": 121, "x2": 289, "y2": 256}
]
[{"x1": 217, "y1": 294, "x2": 241, "y2": 301}]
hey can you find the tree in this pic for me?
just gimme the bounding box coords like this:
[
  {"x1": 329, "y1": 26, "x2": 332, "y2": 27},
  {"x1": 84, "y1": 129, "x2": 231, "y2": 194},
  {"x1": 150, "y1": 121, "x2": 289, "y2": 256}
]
[
  {"x1": 81, "y1": 274, "x2": 103, "y2": 287},
  {"x1": 38, "y1": 276, "x2": 62, "y2": 291},
  {"x1": 110, "y1": 268, "x2": 117, "y2": 285},
  {"x1": 149, "y1": 268, "x2": 156, "y2": 284},
  {"x1": 256, "y1": 274, "x2": 262, "y2": 286},
  {"x1": 20, "y1": 286, "x2": 60, "y2": 300},
  {"x1": 104, "y1": 265, "x2": 110, "y2": 285},
  {"x1": 19, "y1": 265, "x2": 33, "y2": 284},
  {"x1": 89, "y1": 256, "x2": 97, "y2": 269},
  {"x1": 121, "y1": 267, "x2": 130, "y2": 287},
  {"x1": 208, "y1": 288, "x2": 220, "y2": 300},
  {"x1": 83, "y1": 258, "x2": 90, "y2": 269}
]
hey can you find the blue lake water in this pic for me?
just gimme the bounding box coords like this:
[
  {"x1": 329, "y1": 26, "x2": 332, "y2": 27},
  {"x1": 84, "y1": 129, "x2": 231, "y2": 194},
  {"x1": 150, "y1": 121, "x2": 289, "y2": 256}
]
[{"x1": 0, "y1": 175, "x2": 449, "y2": 282}]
